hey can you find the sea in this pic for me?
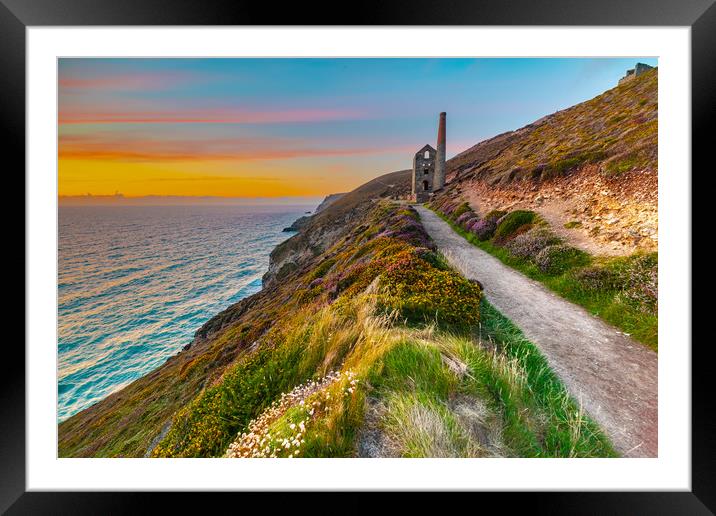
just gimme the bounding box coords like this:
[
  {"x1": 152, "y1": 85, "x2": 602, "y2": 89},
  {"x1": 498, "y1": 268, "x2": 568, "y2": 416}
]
[{"x1": 57, "y1": 204, "x2": 311, "y2": 422}]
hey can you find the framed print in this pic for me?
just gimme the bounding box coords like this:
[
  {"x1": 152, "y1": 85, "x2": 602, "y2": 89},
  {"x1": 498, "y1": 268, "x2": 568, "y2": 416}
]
[{"x1": 5, "y1": 0, "x2": 713, "y2": 511}]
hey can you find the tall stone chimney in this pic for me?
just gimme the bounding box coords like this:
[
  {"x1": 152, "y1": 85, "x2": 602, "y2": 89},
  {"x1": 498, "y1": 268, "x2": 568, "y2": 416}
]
[{"x1": 435, "y1": 112, "x2": 446, "y2": 189}]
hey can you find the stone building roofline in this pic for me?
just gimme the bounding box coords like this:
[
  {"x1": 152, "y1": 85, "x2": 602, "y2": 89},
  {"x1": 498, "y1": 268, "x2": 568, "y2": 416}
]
[{"x1": 415, "y1": 144, "x2": 436, "y2": 155}]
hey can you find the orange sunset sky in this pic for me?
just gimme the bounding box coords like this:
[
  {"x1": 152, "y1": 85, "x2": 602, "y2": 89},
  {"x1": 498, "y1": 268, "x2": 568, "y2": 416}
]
[{"x1": 58, "y1": 58, "x2": 656, "y2": 198}]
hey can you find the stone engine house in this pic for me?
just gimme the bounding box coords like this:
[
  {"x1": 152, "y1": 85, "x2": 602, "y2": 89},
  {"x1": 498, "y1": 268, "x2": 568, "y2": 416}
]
[
  {"x1": 411, "y1": 144, "x2": 436, "y2": 202},
  {"x1": 411, "y1": 112, "x2": 446, "y2": 202}
]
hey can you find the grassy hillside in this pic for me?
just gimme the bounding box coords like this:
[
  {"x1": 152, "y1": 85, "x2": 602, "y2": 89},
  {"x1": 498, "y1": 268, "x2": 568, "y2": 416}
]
[
  {"x1": 429, "y1": 200, "x2": 657, "y2": 350},
  {"x1": 58, "y1": 72, "x2": 657, "y2": 458},
  {"x1": 261, "y1": 169, "x2": 411, "y2": 289},
  {"x1": 152, "y1": 202, "x2": 614, "y2": 458},
  {"x1": 438, "y1": 69, "x2": 658, "y2": 258},
  {"x1": 447, "y1": 68, "x2": 657, "y2": 184},
  {"x1": 58, "y1": 170, "x2": 410, "y2": 457},
  {"x1": 59, "y1": 197, "x2": 615, "y2": 458}
]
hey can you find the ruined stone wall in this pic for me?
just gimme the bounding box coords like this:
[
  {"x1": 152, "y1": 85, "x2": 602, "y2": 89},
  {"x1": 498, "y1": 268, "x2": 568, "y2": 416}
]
[
  {"x1": 618, "y1": 63, "x2": 654, "y2": 85},
  {"x1": 634, "y1": 63, "x2": 653, "y2": 76},
  {"x1": 412, "y1": 145, "x2": 436, "y2": 202}
]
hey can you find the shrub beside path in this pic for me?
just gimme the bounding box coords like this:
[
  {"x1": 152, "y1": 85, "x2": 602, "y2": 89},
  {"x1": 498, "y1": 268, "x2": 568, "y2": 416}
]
[{"x1": 415, "y1": 206, "x2": 657, "y2": 458}]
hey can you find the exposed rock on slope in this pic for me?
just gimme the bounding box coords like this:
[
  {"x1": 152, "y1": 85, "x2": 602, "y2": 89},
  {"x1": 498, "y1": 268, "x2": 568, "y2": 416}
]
[
  {"x1": 315, "y1": 192, "x2": 346, "y2": 213},
  {"x1": 263, "y1": 170, "x2": 410, "y2": 288},
  {"x1": 282, "y1": 192, "x2": 348, "y2": 232},
  {"x1": 58, "y1": 169, "x2": 410, "y2": 458},
  {"x1": 282, "y1": 216, "x2": 309, "y2": 232},
  {"x1": 57, "y1": 71, "x2": 655, "y2": 458},
  {"x1": 441, "y1": 68, "x2": 658, "y2": 255}
]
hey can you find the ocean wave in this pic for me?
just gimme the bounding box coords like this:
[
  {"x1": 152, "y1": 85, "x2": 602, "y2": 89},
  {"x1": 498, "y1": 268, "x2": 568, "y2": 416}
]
[{"x1": 58, "y1": 204, "x2": 306, "y2": 422}]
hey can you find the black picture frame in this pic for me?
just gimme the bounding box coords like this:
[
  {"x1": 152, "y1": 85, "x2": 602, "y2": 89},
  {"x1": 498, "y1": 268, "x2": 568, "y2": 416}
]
[{"x1": 4, "y1": 0, "x2": 711, "y2": 511}]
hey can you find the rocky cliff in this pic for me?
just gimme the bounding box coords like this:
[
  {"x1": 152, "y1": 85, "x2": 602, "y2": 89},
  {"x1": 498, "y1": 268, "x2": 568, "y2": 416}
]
[
  {"x1": 263, "y1": 171, "x2": 409, "y2": 288},
  {"x1": 56, "y1": 73, "x2": 654, "y2": 459},
  {"x1": 57, "y1": 169, "x2": 411, "y2": 458},
  {"x1": 441, "y1": 68, "x2": 658, "y2": 256},
  {"x1": 315, "y1": 192, "x2": 346, "y2": 213},
  {"x1": 281, "y1": 192, "x2": 347, "y2": 233}
]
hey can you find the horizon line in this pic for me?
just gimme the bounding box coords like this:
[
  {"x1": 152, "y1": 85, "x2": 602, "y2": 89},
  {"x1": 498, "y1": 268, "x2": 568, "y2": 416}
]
[{"x1": 58, "y1": 194, "x2": 328, "y2": 199}]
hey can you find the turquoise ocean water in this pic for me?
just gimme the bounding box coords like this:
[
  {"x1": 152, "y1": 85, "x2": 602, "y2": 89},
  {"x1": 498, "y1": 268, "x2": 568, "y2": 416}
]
[{"x1": 58, "y1": 204, "x2": 308, "y2": 422}]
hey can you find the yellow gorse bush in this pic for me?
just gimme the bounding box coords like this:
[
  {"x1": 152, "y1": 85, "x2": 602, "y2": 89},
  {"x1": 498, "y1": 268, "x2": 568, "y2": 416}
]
[
  {"x1": 152, "y1": 202, "x2": 482, "y2": 458},
  {"x1": 378, "y1": 250, "x2": 482, "y2": 326}
]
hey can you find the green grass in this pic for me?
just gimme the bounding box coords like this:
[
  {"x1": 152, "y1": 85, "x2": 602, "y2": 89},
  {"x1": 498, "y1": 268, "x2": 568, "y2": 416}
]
[
  {"x1": 473, "y1": 300, "x2": 616, "y2": 456},
  {"x1": 346, "y1": 297, "x2": 615, "y2": 458},
  {"x1": 493, "y1": 210, "x2": 539, "y2": 241},
  {"x1": 152, "y1": 302, "x2": 372, "y2": 458},
  {"x1": 452, "y1": 202, "x2": 472, "y2": 219},
  {"x1": 432, "y1": 209, "x2": 657, "y2": 351},
  {"x1": 152, "y1": 203, "x2": 617, "y2": 458},
  {"x1": 605, "y1": 155, "x2": 639, "y2": 175},
  {"x1": 359, "y1": 297, "x2": 617, "y2": 458},
  {"x1": 62, "y1": 201, "x2": 618, "y2": 459},
  {"x1": 204, "y1": 295, "x2": 616, "y2": 458},
  {"x1": 308, "y1": 257, "x2": 337, "y2": 280}
]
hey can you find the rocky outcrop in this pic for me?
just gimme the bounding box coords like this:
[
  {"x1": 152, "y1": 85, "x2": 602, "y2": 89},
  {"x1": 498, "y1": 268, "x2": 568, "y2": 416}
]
[
  {"x1": 264, "y1": 170, "x2": 410, "y2": 288},
  {"x1": 458, "y1": 165, "x2": 657, "y2": 255},
  {"x1": 282, "y1": 215, "x2": 310, "y2": 232},
  {"x1": 315, "y1": 192, "x2": 345, "y2": 213},
  {"x1": 438, "y1": 68, "x2": 658, "y2": 256},
  {"x1": 281, "y1": 193, "x2": 346, "y2": 232}
]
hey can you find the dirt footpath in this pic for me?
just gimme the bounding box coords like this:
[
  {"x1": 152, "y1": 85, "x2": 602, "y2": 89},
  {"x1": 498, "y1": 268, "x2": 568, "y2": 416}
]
[{"x1": 416, "y1": 206, "x2": 658, "y2": 458}]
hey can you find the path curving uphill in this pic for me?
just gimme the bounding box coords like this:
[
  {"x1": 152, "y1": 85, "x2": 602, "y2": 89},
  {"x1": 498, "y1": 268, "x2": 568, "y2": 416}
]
[{"x1": 415, "y1": 206, "x2": 658, "y2": 458}]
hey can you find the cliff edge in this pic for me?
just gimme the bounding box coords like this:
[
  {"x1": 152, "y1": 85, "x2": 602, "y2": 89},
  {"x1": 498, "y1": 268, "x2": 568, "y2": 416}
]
[
  {"x1": 57, "y1": 73, "x2": 657, "y2": 459},
  {"x1": 442, "y1": 68, "x2": 657, "y2": 256}
]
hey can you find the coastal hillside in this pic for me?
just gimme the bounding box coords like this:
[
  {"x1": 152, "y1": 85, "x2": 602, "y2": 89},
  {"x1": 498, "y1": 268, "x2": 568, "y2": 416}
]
[
  {"x1": 425, "y1": 69, "x2": 658, "y2": 349},
  {"x1": 57, "y1": 71, "x2": 657, "y2": 459},
  {"x1": 443, "y1": 68, "x2": 657, "y2": 256},
  {"x1": 152, "y1": 202, "x2": 612, "y2": 459},
  {"x1": 263, "y1": 170, "x2": 409, "y2": 288},
  {"x1": 58, "y1": 171, "x2": 409, "y2": 457},
  {"x1": 280, "y1": 192, "x2": 347, "y2": 232},
  {"x1": 58, "y1": 183, "x2": 613, "y2": 458},
  {"x1": 315, "y1": 192, "x2": 346, "y2": 213}
]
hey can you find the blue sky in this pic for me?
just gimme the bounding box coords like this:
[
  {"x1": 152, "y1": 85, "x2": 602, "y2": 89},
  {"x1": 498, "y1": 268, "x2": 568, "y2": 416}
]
[{"x1": 58, "y1": 57, "x2": 657, "y2": 197}]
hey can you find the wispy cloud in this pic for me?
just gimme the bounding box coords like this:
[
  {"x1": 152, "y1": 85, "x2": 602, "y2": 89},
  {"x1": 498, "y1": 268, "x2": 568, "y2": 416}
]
[
  {"x1": 59, "y1": 71, "x2": 199, "y2": 92},
  {"x1": 58, "y1": 57, "x2": 650, "y2": 197},
  {"x1": 59, "y1": 133, "x2": 401, "y2": 162},
  {"x1": 59, "y1": 107, "x2": 369, "y2": 125}
]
